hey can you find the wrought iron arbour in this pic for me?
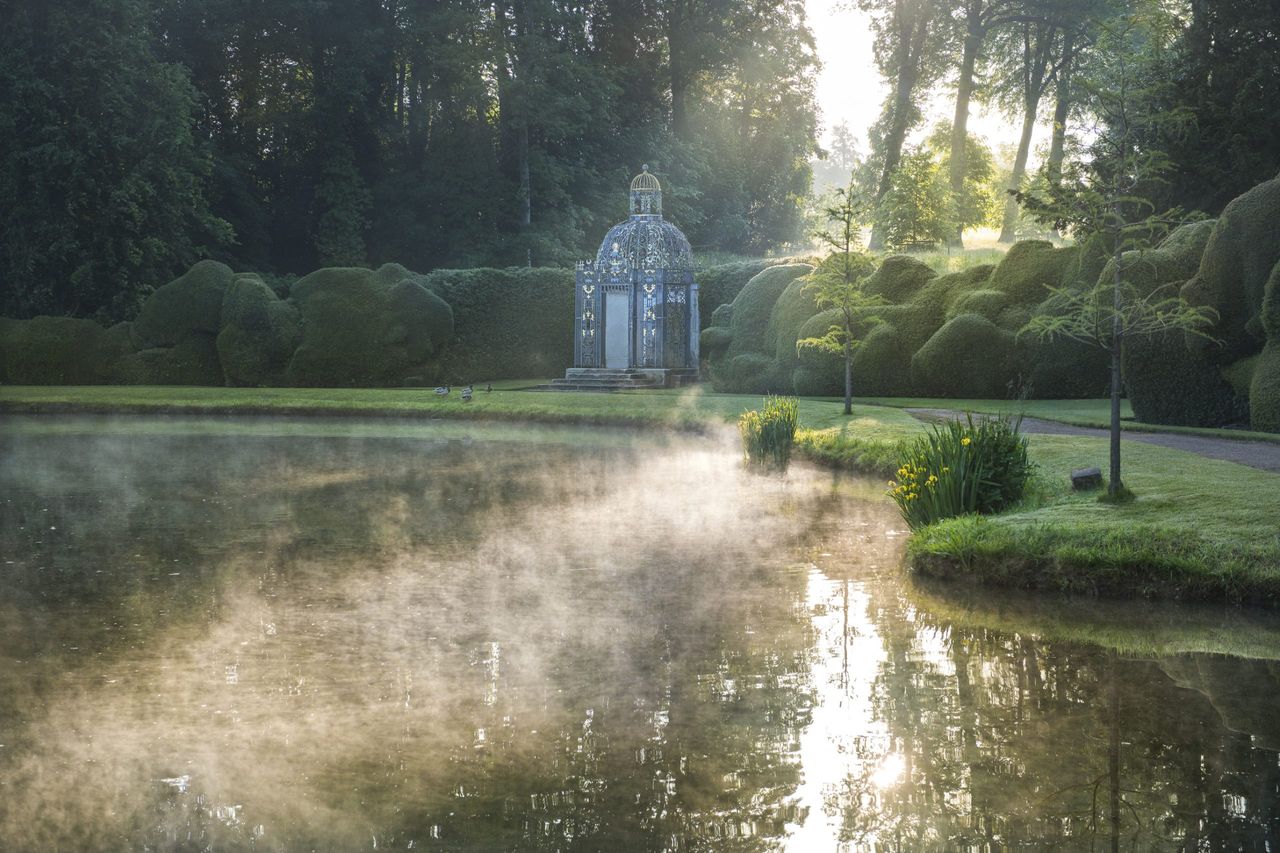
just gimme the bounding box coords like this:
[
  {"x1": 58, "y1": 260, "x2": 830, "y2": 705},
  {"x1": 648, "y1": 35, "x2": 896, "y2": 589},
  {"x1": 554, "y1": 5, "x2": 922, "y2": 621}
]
[{"x1": 574, "y1": 166, "x2": 700, "y2": 371}]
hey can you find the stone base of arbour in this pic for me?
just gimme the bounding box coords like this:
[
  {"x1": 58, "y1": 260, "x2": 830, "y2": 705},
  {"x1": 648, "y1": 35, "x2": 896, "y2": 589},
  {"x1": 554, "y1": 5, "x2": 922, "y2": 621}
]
[{"x1": 544, "y1": 367, "x2": 700, "y2": 391}]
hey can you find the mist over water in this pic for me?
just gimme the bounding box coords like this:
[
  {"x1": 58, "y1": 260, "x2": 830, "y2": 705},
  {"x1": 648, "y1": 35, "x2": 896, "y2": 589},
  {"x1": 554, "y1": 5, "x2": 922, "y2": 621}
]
[{"x1": 1, "y1": 416, "x2": 1278, "y2": 850}]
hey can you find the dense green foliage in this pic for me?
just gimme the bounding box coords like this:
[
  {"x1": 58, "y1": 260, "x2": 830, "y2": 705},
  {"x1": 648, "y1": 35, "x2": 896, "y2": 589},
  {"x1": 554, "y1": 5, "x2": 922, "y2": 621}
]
[
  {"x1": 0, "y1": 0, "x2": 229, "y2": 321},
  {"x1": 738, "y1": 396, "x2": 800, "y2": 470},
  {"x1": 0, "y1": 0, "x2": 821, "y2": 321},
  {"x1": 423, "y1": 268, "x2": 574, "y2": 382},
  {"x1": 888, "y1": 415, "x2": 1032, "y2": 531}
]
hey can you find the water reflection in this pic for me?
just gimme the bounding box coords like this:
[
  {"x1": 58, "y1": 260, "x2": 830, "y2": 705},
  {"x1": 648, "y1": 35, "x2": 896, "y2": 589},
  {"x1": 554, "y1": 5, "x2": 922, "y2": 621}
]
[{"x1": 0, "y1": 416, "x2": 1277, "y2": 850}]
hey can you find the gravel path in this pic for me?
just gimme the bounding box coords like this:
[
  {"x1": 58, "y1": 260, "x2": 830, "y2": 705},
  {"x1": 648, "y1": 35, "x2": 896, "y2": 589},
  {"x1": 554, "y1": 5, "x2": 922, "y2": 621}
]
[{"x1": 904, "y1": 408, "x2": 1280, "y2": 474}]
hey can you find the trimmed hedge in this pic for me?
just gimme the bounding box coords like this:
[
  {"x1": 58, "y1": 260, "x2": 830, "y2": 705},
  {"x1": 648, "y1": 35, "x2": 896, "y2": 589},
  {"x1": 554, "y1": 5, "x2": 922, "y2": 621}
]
[
  {"x1": 912, "y1": 313, "x2": 1017, "y2": 398},
  {"x1": 705, "y1": 263, "x2": 813, "y2": 392},
  {"x1": 0, "y1": 316, "x2": 131, "y2": 384},
  {"x1": 1182, "y1": 175, "x2": 1280, "y2": 362},
  {"x1": 1251, "y1": 342, "x2": 1280, "y2": 432},
  {"x1": 1264, "y1": 258, "x2": 1280, "y2": 340},
  {"x1": 216, "y1": 274, "x2": 302, "y2": 386},
  {"x1": 948, "y1": 289, "x2": 1009, "y2": 323},
  {"x1": 863, "y1": 255, "x2": 936, "y2": 303},
  {"x1": 987, "y1": 240, "x2": 1078, "y2": 304},
  {"x1": 132, "y1": 260, "x2": 234, "y2": 348},
  {"x1": 697, "y1": 259, "x2": 782, "y2": 331},
  {"x1": 1124, "y1": 329, "x2": 1250, "y2": 426},
  {"x1": 115, "y1": 334, "x2": 224, "y2": 386},
  {"x1": 1115, "y1": 220, "x2": 1248, "y2": 426},
  {"x1": 287, "y1": 264, "x2": 454, "y2": 387},
  {"x1": 424, "y1": 267, "x2": 573, "y2": 382},
  {"x1": 850, "y1": 322, "x2": 914, "y2": 396}
]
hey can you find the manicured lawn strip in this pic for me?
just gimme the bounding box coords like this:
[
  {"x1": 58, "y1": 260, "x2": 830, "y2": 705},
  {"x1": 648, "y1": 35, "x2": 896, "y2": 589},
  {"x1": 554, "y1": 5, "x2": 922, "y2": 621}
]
[
  {"x1": 908, "y1": 434, "x2": 1280, "y2": 604},
  {"x1": 856, "y1": 395, "x2": 1280, "y2": 444},
  {"x1": 0, "y1": 385, "x2": 921, "y2": 470}
]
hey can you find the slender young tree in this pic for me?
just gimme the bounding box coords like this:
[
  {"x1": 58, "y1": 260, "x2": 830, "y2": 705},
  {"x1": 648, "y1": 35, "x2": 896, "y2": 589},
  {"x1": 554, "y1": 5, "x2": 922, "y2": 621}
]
[
  {"x1": 1018, "y1": 16, "x2": 1217, "y2": 498},
  {"x1": 797, "y1": 181, "x2": 884, "y2": 415}
]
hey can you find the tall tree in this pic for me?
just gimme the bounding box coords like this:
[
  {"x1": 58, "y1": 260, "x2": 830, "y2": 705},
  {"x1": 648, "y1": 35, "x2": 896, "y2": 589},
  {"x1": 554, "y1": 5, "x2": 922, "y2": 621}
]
[
  {"x1": 1, "y1": 0, "x2": 229, "y2": 320},
  {"x1": 860, "y1": 0, "x2": 947, "y2": 251},
  {"x1": 943, "y1": 0, "x2": 1021, "y2": 247}
]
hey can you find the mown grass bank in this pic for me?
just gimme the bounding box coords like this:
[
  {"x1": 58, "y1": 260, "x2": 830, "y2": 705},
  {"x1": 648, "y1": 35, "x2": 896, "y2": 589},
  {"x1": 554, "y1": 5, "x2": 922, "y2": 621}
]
[
  {"x1": 0, "y1": 385, "x2": 917, "y2": 472},
  {"x1": 4, "y1": 384, "x2": 1278, "y2": 604},
  {"x1": 908, "y1": 434, "x2": 1280, "y2": 605}
]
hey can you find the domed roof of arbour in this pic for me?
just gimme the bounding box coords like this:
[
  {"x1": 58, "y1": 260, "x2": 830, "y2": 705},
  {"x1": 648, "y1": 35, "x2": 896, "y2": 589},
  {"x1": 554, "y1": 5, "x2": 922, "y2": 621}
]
[{"x1": 594, "y1": 165, "x2": 693, "y2": 271}]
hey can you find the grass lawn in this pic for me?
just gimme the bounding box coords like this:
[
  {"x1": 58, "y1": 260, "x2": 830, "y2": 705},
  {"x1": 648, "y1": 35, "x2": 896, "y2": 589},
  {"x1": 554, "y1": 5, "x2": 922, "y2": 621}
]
[
  {"x1": 909, "y1": 433, "x2": 1280, "y2": 604},
  {"x1": 0, "y1": 383, "x2": 922, "y2": 452},
  {"x1": 4, "y1": 383, "x2": 1277, "y2": 604}
]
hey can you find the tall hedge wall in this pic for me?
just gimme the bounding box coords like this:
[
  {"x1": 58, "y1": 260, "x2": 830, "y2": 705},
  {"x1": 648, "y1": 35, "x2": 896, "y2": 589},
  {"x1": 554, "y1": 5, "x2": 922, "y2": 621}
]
[{"x1": 424, "y1": 267, "x2": 574, "y2": 382}]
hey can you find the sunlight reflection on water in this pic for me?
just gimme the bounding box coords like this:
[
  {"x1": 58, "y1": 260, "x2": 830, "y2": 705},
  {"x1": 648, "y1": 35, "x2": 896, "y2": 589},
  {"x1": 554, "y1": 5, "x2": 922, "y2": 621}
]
[{"x1": 1, "y1": 416, "x2": 1278, "y2": 851}]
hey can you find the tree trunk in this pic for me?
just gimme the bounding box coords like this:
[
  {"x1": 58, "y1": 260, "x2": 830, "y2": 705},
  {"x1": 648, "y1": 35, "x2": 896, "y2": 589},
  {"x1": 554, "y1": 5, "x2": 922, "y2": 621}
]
[
  {"x1": 843, "y1": 340, "x2": 853, "y2": 416},
  {"x1": 517, "y1": 123, "x2": 531, "y2": 229},
  {"x1": 869, "y1": 1, "x2": 932, "y2": 251},
  {"x1": 1109, "y1": 241, "x2": 1124, "y2": 497},
  {"x1": 1046, "y1": 33, "x2": 1073, "y2": 189},
  {"x1": 998, "y1": 105, "x2": 1036, "y2": 243},
  {"x1": 998, "y1": 24, "x2": 1051, "y2": 244},
  {"x1": 947, "y1": 17, "x2": 982, "y2": 248}
]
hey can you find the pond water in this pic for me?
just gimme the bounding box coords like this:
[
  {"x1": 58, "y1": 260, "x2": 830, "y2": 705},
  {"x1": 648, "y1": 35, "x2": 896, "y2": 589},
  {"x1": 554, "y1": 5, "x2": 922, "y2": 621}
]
[{"x1": 1, "y1": 416, "x2": 1278, "y2": 851}]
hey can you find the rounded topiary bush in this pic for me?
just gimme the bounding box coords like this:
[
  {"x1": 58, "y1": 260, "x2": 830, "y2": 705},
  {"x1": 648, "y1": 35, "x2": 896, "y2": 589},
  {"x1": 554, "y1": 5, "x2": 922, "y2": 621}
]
[
  {"x1": 709, "y1": 263, "x2": 813, "y2": 392},
  {"x1": 1123, "y1": 329, "x2": 1250, "y2": 426},
  {"x1": 987, "y1": 240, "x2": 1078, "y2": 304},
  {"x1": 288, "y1": 265, "x2": 454, "y2": 387},
  {"x1": 791, "y1": 365, "x2": 841, "y2": 397},
  {"x1": 216, "y1": 274, "x2": 303, "y2": 386},
  {"x1": 851, "y1": 322, "x2": 915, "y2": 396},
  {"x1": 697, "y1": 259, "x2": 779, "y2": 330},
  {"x1": 911, "y1": 313, "x2": 1016, "y2": 398},
  {"x1": 948, "y1": 289, "x2": 1009, "y2": 323},
  {"x1": 1263, "y1": 258, "x2": 1280, "y2": 340},
  {"x1": 863, "y1": 255, "x2": 936, "y2": 303},
  {"x1": 710, "y1": 303, "x2": 734, "y2": 328},
  {"x1": 719, "y1": 352, "x2": 781, "y2": 395},
  {"x1": 133, "y1": 260, "x2": 234, "y2": 348},
  {"x1": 765, "y1": 275, "x2": 821, "y2": 381},
  {"x1": 1181, "y1": 175, "x2": 1280, "y2": 362},
  {"x1": 1250, "y1": 342, "x2": 1280, "y2": 432},
  {"x1": 0, "y1": 316, "x2": 131, "y2": 384},
  {"x1": 699, "y1": 325, "x2": 732, "y2": 358}
]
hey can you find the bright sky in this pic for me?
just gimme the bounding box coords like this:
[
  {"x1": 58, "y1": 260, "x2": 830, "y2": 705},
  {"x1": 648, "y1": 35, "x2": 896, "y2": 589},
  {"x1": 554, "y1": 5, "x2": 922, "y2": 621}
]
[{"x1": 806, "y1": 0, "x2": 1047, "y2": 162}]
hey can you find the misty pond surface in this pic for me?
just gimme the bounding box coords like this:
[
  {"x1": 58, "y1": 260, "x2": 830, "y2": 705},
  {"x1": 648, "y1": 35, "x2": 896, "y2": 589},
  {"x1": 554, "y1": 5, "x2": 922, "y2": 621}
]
[{"x1": 1, "y1": 416, "x2": 1279, "y2": 852}]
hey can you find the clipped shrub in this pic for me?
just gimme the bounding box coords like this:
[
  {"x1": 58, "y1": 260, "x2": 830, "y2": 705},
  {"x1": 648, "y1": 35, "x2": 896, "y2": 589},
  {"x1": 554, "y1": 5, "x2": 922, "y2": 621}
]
[
  {"x1": 1123, "y1": 329, "x2": 1250, "y2": 426},
  {"x1": 764, "y1": 274, "x2": 821, "y2": 384},
  {"x1": 888, "y1": 414, "x2": 1032, "y2": 530},
  {"x1": 934, "y1": 264, "x2": 997, "y2": 314},
  {"x1": 216, "y1": 274, "x2": 302, "y2": 386},
  {"x1": 1181, "y1": 175, "x2": 1280, "y2": 361},
  {"x1": 288, "y1": 264, "x2": 453, "y2": 387},
  {"x1": 987, "y1": 240, "x2": 1078, "y2": 304},
  {"x1": 697, "y1": 259, "x2": 781, "y2": 330},
  {"x1": 424, "y1": 267, "x2": 570, "y2": 382},
  {"x1": 114, "y1": 333, "x2": 223, "y2": 385},
  {"x1": 0, "y1": 316, "x2": 131, "y2": 384},
  {"x1": 863, "y1": 255, "x2": 936, "y2": 303},
  {"x1": 851, "y1": 323, "x2": 915, "y2": 396},
  {"x1": 1221, "y1": 355, "x2": 1259, "y2": 400},
  {"x1": 1263, "y1": 258, "x2": 1280, "y2": 340},
  {"x1": 739, "y1": 395, "x2": 800, "y2": 470},
  {"x1": 1017, "y1": 336, "x2": 1109, "y2": 399},
  {"x1": 132, "y1": 260, "x2": 234, "y2": 348},
  {"x1": 1250, "y1": 342, "x2": 1280, "y2": 432},
  {"x1": 699, "y1": 326, "x2": 733, "y2": 358},
  {"x1": 719, "y1": 352, "x2": 782, "y2": 395},
  {"x1": 948, "y1": 289, "x2": 1009, "y2": 322},
  {"x1": 710, "y1": 263, "x2": 813, "y2": 392},
  {"x1": 791, "y1": 365, "x2": 841, "y2": 397},
  {"x1": 794, "y1": 307, "x2": 845, "y2": 387},
  {"x1": 911, "y1": 313, "x2": 1016, "y2": 398},
  {"x1": 709, "y1": 303, "x2": 734, "y2": 327}
]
